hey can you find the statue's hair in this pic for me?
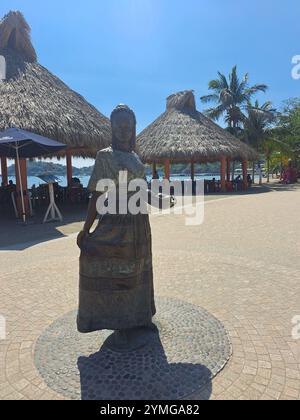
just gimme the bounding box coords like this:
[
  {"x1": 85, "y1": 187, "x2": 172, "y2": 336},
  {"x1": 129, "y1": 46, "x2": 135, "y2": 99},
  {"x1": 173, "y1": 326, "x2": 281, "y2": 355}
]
[
  {"x1": 110, "y1": 104, "x2": 136, "y2": 152},
  {"x1": 110, "y1": 104, "x2": 136, "y2": 125}
]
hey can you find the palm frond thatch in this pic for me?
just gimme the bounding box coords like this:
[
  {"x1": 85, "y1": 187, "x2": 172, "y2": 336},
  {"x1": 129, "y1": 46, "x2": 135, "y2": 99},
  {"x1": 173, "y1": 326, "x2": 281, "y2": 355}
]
[
  {"x1": 0, "y1": 11, "x2": 111, "y2": 158},
  {"x1": 0, "y1": 11, "x2": 36, "y2": 62},
  {"x1": 137, "y1": 90, "x2": 258, "y2": 163}
]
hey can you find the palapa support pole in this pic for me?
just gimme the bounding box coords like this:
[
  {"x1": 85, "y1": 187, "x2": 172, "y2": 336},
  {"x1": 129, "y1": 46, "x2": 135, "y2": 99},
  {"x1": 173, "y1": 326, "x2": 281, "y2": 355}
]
[
  {"x1": 242, "y1": 160, "x2": 248, "y2": 190},
  {"x1": 191, "y1": 161, "x2": 195, "y2": 181},
  {"x1": 66, "y1": 150, "x2": 73, "y2": 187},
  {"x1": 220, "y1": 157, "x2": 226, "y2": 192},
  {"x1": 267, "y1": 158, "x2": 270, "y2": 183},
  {"x1": 227, "y1": 158, "x2": 231, "y2": 182},
  {"x1": 164, "y1": 159, "x2": 171, "y2": 180},
  {"x1": 152, "y1": 162, "x2": 157, "y2": 178},
  {"x1": 231, "y1": 161, "x2": 236, "y2": 181},
  {"x1": 252, "y1": 161, "x2": 256, "y2": 184},
  {"x1": 15, "y1": 157, "x2": 29, "y2": 222},
  {"x1": 1, "y1": 156, "x2": 8, "y2": 186}
]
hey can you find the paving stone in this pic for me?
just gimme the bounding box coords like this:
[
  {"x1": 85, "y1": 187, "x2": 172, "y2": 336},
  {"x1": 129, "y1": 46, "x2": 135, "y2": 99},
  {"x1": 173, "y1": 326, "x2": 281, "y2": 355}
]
[{"x1": 0, "y1": 187, "x2": 300, "y2": 400}]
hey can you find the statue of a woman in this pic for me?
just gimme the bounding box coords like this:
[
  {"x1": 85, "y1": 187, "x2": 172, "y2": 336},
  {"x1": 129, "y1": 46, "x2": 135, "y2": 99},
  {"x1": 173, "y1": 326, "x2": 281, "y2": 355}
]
[{"x1": 77, "y1": 105, "x2": 156, "y2": 335}]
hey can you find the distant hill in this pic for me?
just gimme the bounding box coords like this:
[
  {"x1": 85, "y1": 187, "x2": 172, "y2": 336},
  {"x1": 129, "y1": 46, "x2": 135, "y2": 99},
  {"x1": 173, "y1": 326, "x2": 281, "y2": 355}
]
[
  {"x1": 7, "y1": 160, "x2": 221, "y2": 177},
  {"x1": 7, "y1": 161, "x2": 93, "y2": 177}
]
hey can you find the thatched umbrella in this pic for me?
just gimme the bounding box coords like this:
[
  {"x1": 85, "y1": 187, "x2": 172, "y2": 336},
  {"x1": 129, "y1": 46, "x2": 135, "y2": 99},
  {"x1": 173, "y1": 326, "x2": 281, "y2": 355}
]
[
  {"x1": 0, "y1": 11, "x2": 111, "y2": 189},
  {"x1": 137, "y1": 90, "x2": 257, "y2": 190}
]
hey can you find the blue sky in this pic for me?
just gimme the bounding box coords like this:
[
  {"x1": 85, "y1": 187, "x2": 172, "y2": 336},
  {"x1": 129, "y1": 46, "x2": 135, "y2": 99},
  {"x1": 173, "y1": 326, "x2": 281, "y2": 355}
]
[{"x1": 1, "y1": 0, "x2": 299, "y2": 167}]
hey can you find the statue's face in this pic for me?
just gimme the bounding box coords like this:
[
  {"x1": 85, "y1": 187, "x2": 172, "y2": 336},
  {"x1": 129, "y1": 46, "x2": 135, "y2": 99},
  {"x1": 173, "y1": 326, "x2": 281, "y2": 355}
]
[{"x1": 112, "y1": 112, "x2": 135, "y2": 152}]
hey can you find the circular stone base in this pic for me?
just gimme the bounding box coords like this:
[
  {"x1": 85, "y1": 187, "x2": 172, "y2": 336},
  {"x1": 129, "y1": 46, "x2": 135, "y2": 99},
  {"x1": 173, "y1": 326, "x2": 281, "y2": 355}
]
[{"x1": 34, "y1": 297, "x2": 231, "y2": 400}]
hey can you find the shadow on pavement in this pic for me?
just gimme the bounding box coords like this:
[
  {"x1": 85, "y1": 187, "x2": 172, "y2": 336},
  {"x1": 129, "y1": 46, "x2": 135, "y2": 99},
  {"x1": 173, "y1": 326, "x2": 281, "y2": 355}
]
[
  {"x1": 78, "y1": 329, "x2": 212, "y2": 401},
  {"x1": 0, "y1": 203, "x2": 87, "y2": 251},
  {"x1": 262, "y1": 182, "x2": 300, "y2": 193}
]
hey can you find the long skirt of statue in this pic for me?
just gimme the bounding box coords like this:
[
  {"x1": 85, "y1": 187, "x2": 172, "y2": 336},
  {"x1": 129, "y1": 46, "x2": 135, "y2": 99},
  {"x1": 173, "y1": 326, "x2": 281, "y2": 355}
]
[{"x1": 77, "y1": 212, "x2": 156, "y2": 333}]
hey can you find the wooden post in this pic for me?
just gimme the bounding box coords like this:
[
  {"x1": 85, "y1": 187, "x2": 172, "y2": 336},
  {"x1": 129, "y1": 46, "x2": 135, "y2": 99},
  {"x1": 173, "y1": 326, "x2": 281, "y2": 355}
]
[
  {"x1": 15, "y1": 158, "x2": 29, "y2": 216},
  {"x1": 152, "y1": 162, "x2": 157, "y2": 178},
  {"x1": 231, "y1": 160, "x2": 236, "y2": 181},
  {"x1": 242, "y1": 160, "x2": 248, "y2": 190},
  {"x1": 227, "y1": 158, "x2": 231, "y2": 182},
  {"x1": 191, "y1": 161, "x2": 195, "y2": 181},
  {"x1": 1, "y1": 156, "x2": 8, "y2": 186},
  {"x1": 220, "y1": 157, "x2": 226, "y2": 192},
  {"x1": 66, "y1": 150, "x2": 73, "y2": 187},
  {"x1": 164, "y1": 159, "x2": 171, "y2": 180}
]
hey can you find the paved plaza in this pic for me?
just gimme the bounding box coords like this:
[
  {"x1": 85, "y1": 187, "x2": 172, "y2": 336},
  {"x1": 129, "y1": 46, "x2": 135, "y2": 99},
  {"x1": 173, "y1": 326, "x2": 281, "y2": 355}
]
[{"x1": 0, "y1": 183, "x2": 300, "y2": 400}]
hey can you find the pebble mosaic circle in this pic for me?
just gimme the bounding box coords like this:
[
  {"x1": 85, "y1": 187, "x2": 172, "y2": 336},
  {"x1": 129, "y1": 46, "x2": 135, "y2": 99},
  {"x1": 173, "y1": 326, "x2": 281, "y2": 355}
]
[{"x1": 34, "y1": 297, "x2": 231, "y2": 400}]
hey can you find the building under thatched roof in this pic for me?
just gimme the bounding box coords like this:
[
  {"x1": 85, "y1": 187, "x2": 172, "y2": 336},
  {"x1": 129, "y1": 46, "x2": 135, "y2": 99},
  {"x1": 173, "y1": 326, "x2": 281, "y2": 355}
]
[
  {"x1": 0, "y1": 11, "x2": 111, "y2": 158},
  {"x1": 137, "y1": 90, "x2": 257, "y2": 164}
]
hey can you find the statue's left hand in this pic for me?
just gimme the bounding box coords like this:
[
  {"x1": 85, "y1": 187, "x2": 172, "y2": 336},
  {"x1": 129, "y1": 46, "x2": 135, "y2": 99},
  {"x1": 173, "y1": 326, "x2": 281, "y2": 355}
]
[{"x1": 77, "y1": 230, "x2": 88, "y2": 249}]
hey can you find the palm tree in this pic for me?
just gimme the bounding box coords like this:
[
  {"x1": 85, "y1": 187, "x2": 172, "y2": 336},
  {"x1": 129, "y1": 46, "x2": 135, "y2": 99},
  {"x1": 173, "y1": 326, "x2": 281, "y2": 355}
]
[
  {"x1": 201, "y1": 66, "x2": 268, "y2": 180},
  {"x1": 201, "y1": 66, "x2": 268, "y2": 133},
  {"x1": 244, "y1": 100, "x2": 278, "y2": 183},
  {"x1": 263, "y1": 137, "x2": 286, "y2": 181}
]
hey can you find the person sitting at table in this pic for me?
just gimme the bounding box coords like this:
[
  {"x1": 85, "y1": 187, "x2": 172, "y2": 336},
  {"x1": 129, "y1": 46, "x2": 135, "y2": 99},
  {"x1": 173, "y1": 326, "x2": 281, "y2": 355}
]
[
  {"x1": 7, "y1": 180, "x2": 16, "y2": 192},
  {"x1": 71, "y1": 177, "x2": 83, "y2": 188},
  {"x1": 31, "y1": 184, "x2": 38, "y2": 199},
  {"x1": 211, "y1": 178, "x2": 216, "y2": 193},
  {"x1": 152, "y1": 171, "x2": 160, "y2": 181},
  {"x1": 247, "y1": 174, "x2": 253, "y2": 188},
  {"x1": 234, "y1": 175, "x2": 243, "y2": 191}
]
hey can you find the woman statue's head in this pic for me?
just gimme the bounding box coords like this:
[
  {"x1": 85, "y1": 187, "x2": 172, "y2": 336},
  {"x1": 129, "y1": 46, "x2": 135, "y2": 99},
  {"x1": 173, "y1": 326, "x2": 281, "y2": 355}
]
[{"x1": 110, "y1": 105, "x2": 136, "y2": 152}]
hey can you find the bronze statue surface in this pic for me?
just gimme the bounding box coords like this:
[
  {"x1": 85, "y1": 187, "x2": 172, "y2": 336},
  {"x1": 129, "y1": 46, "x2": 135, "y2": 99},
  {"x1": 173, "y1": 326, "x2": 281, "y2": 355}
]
[{"x1": 77, "y1": 105, "x2": 156, "y2": 334}]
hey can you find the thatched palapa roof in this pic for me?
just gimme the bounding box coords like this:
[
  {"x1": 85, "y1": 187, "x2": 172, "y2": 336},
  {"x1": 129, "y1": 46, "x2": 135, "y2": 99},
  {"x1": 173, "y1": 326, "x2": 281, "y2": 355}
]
[
  {"x1": 137, "y1": 90, "x2": 257, "y2": 163},
  {"x1": 0, "y1": 11, "x2": 111, "y2": 157}
]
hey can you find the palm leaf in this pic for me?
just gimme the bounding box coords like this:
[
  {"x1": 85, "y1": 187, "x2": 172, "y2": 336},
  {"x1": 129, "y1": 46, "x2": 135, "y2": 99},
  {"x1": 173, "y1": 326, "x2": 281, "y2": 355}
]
[{"x1": 200, "y1": 94, "x2": 219, "y2": 104}]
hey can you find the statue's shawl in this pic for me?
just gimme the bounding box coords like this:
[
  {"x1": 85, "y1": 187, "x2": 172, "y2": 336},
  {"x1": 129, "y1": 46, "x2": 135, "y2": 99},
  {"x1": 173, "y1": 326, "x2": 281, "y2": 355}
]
[{"x1": 88, "y1": 147, "x2": 145, "y2": 192}]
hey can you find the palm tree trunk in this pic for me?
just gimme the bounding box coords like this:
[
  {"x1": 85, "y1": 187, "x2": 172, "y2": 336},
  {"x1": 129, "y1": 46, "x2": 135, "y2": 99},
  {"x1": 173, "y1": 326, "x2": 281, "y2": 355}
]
[{"x1": 267, "y1": 158, "x2": 270, "y2": 183}]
